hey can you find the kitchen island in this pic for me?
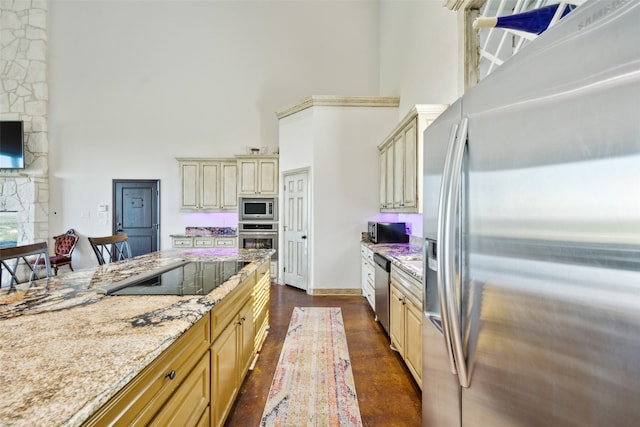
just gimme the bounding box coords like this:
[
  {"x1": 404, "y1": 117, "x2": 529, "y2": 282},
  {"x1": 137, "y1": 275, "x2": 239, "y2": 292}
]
[{"x1": 0, "y1": 247, "x2": 273, "y2": 427}]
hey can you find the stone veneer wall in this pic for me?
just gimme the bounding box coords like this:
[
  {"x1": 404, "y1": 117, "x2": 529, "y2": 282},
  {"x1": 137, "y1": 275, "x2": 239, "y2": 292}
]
[{"x1": 0, "y1": 0, "x2": 49, "y2": 244}]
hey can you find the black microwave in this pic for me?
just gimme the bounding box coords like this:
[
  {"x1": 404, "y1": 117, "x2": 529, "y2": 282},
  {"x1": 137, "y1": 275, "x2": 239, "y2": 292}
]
[
  {"x1": 239, "y1": 197, "x2": 277, "y2": 221},
  {"x1": 368, "y1": 221, "x2": 409, "y2": 244}
]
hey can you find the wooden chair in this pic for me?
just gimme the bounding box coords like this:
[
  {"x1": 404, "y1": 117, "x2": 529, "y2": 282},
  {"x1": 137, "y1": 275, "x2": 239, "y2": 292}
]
[
  {"x1": 88, "y1": 233, "x2": 132, "y2": 265},
  {"x1": 30, "y1": 229, "x2": 79, "y2": 275},
  {"x1": 50, "y1": 229, "x2": 79, "y2": 274},
  {"x1": 0, "y1": 242, "x2": 52, "y2": 288}
]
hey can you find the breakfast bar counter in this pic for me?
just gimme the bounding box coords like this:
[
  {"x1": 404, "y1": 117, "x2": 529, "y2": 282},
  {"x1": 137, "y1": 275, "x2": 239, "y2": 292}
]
[{"x1": 0, "y1": 248, "x2": 273, "y2": 427}]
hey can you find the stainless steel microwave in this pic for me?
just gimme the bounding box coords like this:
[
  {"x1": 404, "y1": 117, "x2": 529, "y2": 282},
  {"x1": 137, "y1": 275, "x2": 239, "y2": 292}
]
[{"x1": 239, "y1": 197, "x2": 277, "y2": 221}]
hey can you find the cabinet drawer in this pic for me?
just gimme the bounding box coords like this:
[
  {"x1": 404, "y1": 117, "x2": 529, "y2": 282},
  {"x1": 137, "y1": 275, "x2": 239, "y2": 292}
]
[
  {"x1": 85, "y1": 314, "x2": 211, "y2": 426},
  {"x1": 391, "y1": 265, "x2": 422, "y2": 307},
  {"x1": 361, "y1": 245, "x2": 374, "y2": 261},
  {"x1": 193, "y1": 238, "x2": 214, "y2": 247},
  {"x1": 363, "y1": 283, "x2": 375, "y2": 310},
  {"x1": 365, "y1": 262, "x2": 375, "y2": 287},
  {"x1": 172, "y1": 238, "x2": 193, "y2": 248},
  {"x1": 215, "y1": 237, "x2": 237, "y2": 247},
  {"x1": 257, "y1": 261, "x2": 269, "y2": 277},
  {"x1": 149, "y1": 352, "x2": 210, "y2": 427}
]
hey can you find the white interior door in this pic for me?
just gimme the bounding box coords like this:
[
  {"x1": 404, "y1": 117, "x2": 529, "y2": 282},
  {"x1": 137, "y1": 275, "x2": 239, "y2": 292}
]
[{"x1": 282, "y1": 169, "x2": 308, "y2": 290}]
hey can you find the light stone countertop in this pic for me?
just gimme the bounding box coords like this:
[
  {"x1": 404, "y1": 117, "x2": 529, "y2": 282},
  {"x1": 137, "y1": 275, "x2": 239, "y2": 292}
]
[
  {"x1": 361, "y1": 240, "x2": 424, "y2": 280},
  {"x1": 0, "y1": 248, "x2": 273, "y2": 427},
  {"x1": 169, "y1": 226, "x2": 238, "y2": 238}
]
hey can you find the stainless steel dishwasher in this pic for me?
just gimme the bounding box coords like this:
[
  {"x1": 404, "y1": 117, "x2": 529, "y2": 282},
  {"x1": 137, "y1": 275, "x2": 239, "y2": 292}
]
[{"x1": 373, "y1": 253, "x2": 391, "y2": 335}]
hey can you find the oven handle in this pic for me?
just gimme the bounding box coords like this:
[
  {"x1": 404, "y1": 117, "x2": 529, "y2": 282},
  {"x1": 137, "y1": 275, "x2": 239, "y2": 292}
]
[{"x1": 238, "y1": 232, "x2": 278, "y2": 237}]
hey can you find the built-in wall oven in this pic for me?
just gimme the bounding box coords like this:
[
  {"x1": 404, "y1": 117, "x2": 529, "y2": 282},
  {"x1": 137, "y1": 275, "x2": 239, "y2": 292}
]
[
  {"x1": 238, "y1": 221, "x2": 278, "y2": 277},
  {"x1": 238, "y1": 222, "x2": 278, "y2": 255},
  {"x1": 238, "y1": 197, "x2": 278, "y2": 277}
]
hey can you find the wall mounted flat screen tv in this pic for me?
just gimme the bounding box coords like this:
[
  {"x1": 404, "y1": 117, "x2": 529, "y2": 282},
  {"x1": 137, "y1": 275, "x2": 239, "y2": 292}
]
[{"x1": 0, "y1": 121, "x2": 25, "y2": 169}]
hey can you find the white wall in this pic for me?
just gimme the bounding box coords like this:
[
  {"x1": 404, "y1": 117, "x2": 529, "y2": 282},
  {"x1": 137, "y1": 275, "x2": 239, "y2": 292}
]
[
  {"x1": 47, "y1": 0, "x2": 382, "y2": 269},
  {"x1": 312, "y1": 106, "x2": 399, "y2": 290},
  {"x1": 45, "y1": 0, "x2": 460, "y2": 270},
  {"x1": 277, "y1": 107, "x2": 315, "y2": 286},
  {"x1": 279, "y1": 104, "x2": 398, "y2": 291},
  {"x1": 379, "y1": 0, "x2": 459, "y2": 117}
]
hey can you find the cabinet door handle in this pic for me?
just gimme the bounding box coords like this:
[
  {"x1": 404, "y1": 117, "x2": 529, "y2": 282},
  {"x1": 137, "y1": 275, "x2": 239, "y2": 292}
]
[{"x1": 165, "y1": 370, "x2": 176, "y2": 380}]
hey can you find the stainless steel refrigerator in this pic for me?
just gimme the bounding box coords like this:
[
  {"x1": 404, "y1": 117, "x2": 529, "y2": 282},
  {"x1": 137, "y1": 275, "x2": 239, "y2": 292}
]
[{"x1": 422, "y1": 1, "x2": 640, "y2": 426}]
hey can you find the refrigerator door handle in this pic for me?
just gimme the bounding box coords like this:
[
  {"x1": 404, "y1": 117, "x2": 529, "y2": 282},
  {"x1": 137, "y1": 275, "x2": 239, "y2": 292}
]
[
  {"x1": 442, "y1": 117, "x2": 471, "y2": 388},
  {"x1": 426, "y1": 313, "x2": 444, "y2": 334},
  {"x1": 437, "y1": 122, "x2": 461, "y2": 376}
]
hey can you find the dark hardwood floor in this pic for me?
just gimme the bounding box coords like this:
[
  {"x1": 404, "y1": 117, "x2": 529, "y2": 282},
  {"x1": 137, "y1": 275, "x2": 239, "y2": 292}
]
[{"x1": 224, "y1": 283, "x2": 422, "y2": 426}]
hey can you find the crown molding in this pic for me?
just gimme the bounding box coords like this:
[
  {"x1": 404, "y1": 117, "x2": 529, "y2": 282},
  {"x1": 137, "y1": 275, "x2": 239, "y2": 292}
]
[
  {"x1": 276, "y1": 96, "x2": 400, "y2": 120},
  {"x1": 443, "y1": 0, "x2": 485, "y2": 11}
]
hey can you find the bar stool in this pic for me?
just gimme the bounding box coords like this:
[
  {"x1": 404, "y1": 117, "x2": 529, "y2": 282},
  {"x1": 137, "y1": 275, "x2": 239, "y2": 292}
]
[
  {"x1": 0, "y1": 242, "x2": 52, "y2": 288},
  {"x1": 88, "y1": 234, "x2": 132, "y2": 265}
]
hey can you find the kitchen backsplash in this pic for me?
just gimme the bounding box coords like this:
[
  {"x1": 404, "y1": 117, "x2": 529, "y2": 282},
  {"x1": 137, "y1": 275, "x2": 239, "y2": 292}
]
[{"x1": 185, "y1": 227, "x2": 237, "y2": 236}]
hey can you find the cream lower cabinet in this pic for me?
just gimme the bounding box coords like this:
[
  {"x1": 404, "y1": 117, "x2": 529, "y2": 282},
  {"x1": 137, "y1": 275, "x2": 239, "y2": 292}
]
[
  {"x1": 149, "y1": 352, "x2": 210, "y2": 427},
  {"x1": 360, "y1": 244, "x2": 375, "y2": 310},
  {"x1": 178, "y1": 158, "x2": 238, "y2": 211},
  {"x1": 172, "y1": 236, "x2": 238, "y2": 249},
  {"x1": 389, "y1": 265, "x2": 423, "y2": 388},
  {"x1": 85, "y1": 260, "x2": 270, "y2": 427},
  {"x1": 253, "y1": 261, "x2": 270, "y2": 351},
  {"x1": 83, "y1": 314, "x2": 211, "y2": 427},
  {"x1": 211, "y1": 300, "x2": 253, "y2": 427},
  {"x1": 210, "y1": 268, "x2": 257, "y2": 427}
]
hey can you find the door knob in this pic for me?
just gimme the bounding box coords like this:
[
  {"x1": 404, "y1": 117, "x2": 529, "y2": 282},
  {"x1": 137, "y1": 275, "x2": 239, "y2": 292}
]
[{"x1": 301, "y1": 235, "x2": 307, "y2": 239}]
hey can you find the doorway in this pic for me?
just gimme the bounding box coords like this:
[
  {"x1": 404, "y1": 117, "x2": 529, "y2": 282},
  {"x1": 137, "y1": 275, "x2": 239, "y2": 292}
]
[
  {"x1": 282, "y1": 168, "x2": 309, "y2": 291},
  {"x1": 113, "y1": 180, "x2": 160, "y2": 257}
]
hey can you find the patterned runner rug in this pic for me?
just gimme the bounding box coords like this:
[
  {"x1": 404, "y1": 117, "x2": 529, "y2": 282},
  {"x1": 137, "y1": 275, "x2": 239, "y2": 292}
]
[{"x1": 260, "y1": 307, "x2": 363, "y2": 427}]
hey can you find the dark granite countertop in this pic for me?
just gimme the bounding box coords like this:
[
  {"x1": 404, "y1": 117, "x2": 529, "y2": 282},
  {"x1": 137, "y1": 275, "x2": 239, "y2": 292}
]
[{"x1": 0, "y1": 248, "x2": 272, "y2": 427}]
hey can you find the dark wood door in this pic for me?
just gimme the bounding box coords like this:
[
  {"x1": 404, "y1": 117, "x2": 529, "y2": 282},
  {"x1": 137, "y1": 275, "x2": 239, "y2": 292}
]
[{"x1": 113, "y1": 180, "x2": 160, "y2": 257}]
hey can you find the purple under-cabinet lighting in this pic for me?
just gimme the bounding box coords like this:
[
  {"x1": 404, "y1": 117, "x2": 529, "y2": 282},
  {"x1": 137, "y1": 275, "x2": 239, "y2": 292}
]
[{"x1": 185, "y1": 211, "x2": 238, "y2": 226}]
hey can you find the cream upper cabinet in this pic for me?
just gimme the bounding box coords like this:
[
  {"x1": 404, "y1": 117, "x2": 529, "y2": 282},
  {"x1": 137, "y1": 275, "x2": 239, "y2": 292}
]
[
  {"x1": 378, "y1": 104, "x2": 447, "y2": 213},
  {"x1": 177, "y1": 158, "x2": 238, "y2": 211},
  {"x1": 379, "y1": 145, "x2": 388, "y2": 209},
  {"x1": 379, "y1": 143, "x2": 395, "y2": 210},
  {"x1": 392, "y1": 130, "x2": 407, "y2": 209},
  {"x1": 220, "y1": 161, "x2": 239, "y2": 210},
  {"x1": 237, "y1": 155, "x2": 279, "y2": 196},
  {"x1": 400, "y1": 118, "x2": 418, "y2": 209}
]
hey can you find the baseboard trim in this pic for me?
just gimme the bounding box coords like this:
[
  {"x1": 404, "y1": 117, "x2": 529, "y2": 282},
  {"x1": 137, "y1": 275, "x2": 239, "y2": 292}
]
[{"x1": 308, "y1": 288, "x2": 363, "y2": 296}]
